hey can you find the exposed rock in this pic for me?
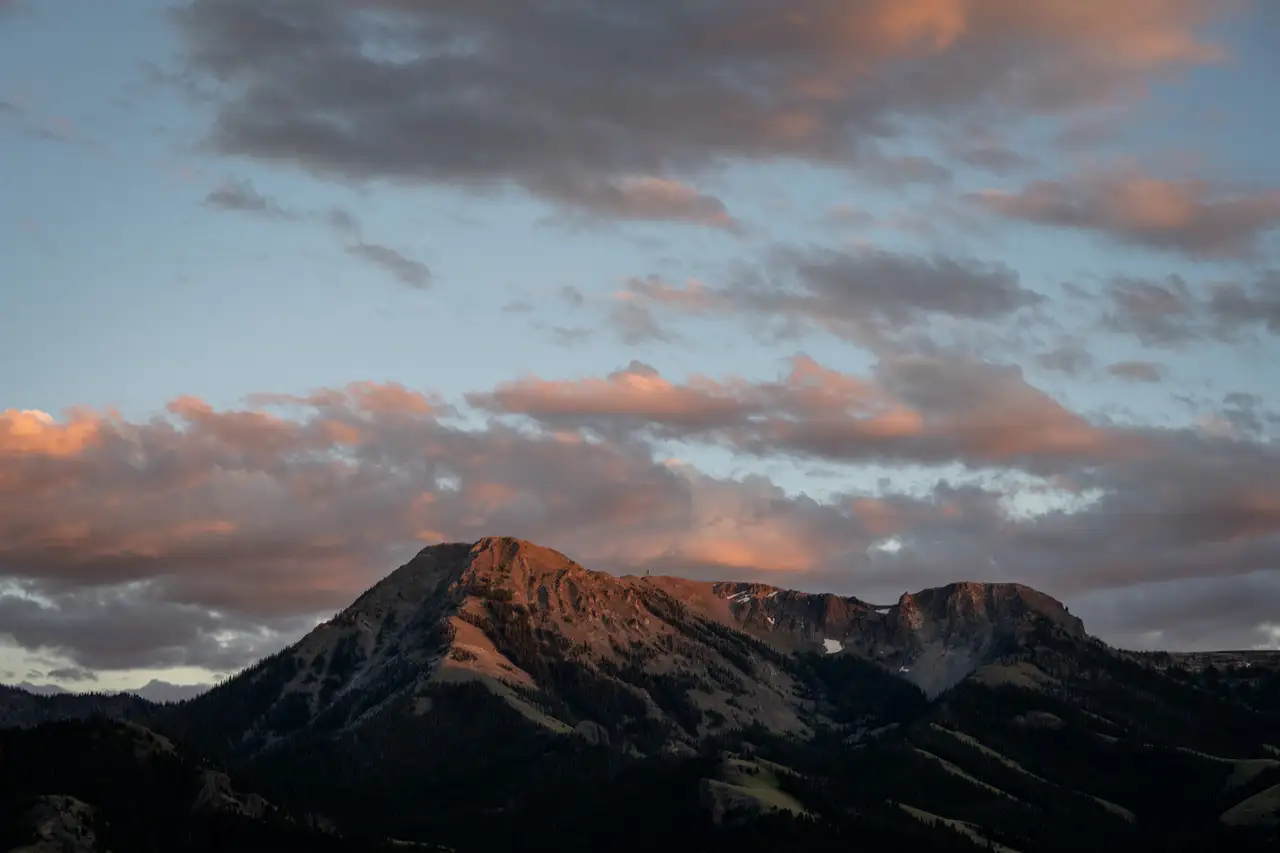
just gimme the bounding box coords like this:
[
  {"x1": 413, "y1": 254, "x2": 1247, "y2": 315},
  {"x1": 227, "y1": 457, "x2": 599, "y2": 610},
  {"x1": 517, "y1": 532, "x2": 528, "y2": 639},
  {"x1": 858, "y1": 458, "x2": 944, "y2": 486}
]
[
  {"x1": 11, "y1": 795, "x2": 99, "y2": 853},
  {"x1": 1013, "y1": 710, "x2": 1065, "y2": 730},
  {"x1": 192, "y1": 769, "x2": 272, "y2": 819},
  {"x1": 157, "y1": 537, "x2": 1098, "y2": 761},
  {"x1": 572, "y1": 720, "x2": 610, "y2": 746}
]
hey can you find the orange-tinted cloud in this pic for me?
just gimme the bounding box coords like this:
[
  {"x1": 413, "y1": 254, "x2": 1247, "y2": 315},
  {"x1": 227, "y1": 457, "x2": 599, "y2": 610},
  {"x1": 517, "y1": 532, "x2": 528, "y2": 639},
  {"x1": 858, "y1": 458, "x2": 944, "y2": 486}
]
[
  {"x1": 539, "y1": 176, "x2": 738, "y2": 230},
  {"x1": 4, "y1": 368, "x2": 1280, "y2": 668},
  {"x1": 173, "y1": 0, "x2": 1237, "y2": 217},
  {"x1": 977, "y1": 166, "x2": 1280, "y2": 257},
  {"x1": 475, "y1": 354, "x2": 1131, "y2": 473},
  {"x1": 0, "y1": 409, "x2": 102, "y2": 457}
]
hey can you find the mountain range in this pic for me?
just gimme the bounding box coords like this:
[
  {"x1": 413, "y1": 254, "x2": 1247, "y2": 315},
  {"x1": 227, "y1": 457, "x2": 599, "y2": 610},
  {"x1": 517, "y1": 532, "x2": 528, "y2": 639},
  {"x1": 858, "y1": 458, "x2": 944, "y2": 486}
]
[
  {"x1": 5, "y1": 680, "x2": 209, "y2": 703},
  {"x1": 3, "y1": 536, "x2": 1279, "y2": 852}
]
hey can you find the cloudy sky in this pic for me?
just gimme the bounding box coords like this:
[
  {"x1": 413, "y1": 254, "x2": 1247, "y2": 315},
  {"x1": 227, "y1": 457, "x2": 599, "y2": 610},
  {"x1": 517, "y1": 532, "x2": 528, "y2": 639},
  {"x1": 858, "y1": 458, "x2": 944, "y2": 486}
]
[{"x1": 3, "y1": 0, "x2": 1280, "y2": 692}]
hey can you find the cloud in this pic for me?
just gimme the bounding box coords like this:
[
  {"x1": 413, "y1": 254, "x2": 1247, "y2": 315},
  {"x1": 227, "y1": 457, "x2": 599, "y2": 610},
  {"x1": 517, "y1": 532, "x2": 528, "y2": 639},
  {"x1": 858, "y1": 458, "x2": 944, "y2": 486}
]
[
  {"x1": 951, "y1": 139, "x2": 1031, "y2": 174},
  {"x1": 201, "y1": 186, "x2": 432, "y2": 288},
  {"x1": 1036, "y1": 340, "x2": 1095, "y2": 375},
  {"x1": 472, "y1": 353, "x2": 1138, "y2": 475},
  {"x1": 345, "y1": 243, "x2": 432, "y2": 289},
  {"x1": 1219, "y1": 392, "x2": 1279, "y2": 438},
  {"x1": 612, "y1": 246, "x2": 1043, "y2": 345},
  {"x1": 3, "y1": 363, "x2": 1280, "y2": 664},
  {"x1": 976, "y1": 166, "x2": 1280, "y2": 258},
  {"x1": 856, "y1": 155, "x2": 953, "y2": 188},
  {"x1": 1107, "y1": 360, "x2": 1165, "y2": 383},
  {"x1": 324, "y1": 207, "x2": 360, "y2": 235},
  {"x1": 169, "y1": 0, "x2": 1235, "y2": 217},
  {"x1": 0, "y1": 586, "x2": 301, "y2": 672},
  {"x1": 204, "y1": 178, "x2": 289, "y2": 217},
  {"x1": 546, "y1": 176, "x2": 738, "y2": 230},
  {"x1": 823, "y1": 205, "x2": 877, "y2": 228},
  {"x1": 1105, "y1": 271, "x2": 1280, "y2": 345},
  {"x1": 46, "y1": 665, "x2": 97, "y2": 683}
]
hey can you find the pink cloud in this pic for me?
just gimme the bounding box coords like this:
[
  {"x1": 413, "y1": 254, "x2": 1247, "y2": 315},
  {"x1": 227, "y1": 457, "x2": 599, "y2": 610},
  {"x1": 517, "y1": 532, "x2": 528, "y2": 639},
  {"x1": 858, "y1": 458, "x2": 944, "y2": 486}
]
[
  {"x1": 474, "y1": 354, "x2": 1133, "y2": 473},
  {"x1": 3, "y1": 367, "x2": 1280, "y2": 665},
  {"x1": 977, "y1": 165, "x2": 1280, "y2": 257}
]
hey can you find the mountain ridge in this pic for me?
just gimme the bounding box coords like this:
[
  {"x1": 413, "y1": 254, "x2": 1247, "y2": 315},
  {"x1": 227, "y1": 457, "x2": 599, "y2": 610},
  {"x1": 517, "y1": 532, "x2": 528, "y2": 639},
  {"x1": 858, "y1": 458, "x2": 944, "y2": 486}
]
[
  {"x1": 6, "y1": 536, "x2": 1279, "y2": 851},
  {"x1": 154, "y1": 535, "x2": 1096, "y2": 763}
]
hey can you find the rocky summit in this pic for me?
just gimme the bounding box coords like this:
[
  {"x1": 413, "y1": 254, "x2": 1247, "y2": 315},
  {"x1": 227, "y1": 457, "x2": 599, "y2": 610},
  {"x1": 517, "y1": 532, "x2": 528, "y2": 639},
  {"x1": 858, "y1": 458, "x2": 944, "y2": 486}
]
[
  {"x1": 4, "y1": 537, "x2": 1280, "y2": 853},
  {"x1": 161, "y1": 537, "x2": 1091, "y2": 757}
]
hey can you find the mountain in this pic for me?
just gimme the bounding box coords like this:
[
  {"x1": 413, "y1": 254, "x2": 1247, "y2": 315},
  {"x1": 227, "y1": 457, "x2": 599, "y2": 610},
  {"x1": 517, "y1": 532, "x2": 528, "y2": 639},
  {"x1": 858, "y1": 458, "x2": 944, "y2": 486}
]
[
  {"x1": 6, "y1": 537, "x2": 1280, "y2": 851},
  {"x1": 161, "y1": 538, "x2": 1089, "y2": 751},
  {"x1": 0, "y1": 682, "x2": 154, "y2": 730},
  {"x1": 0, "y1": 717, "x2": 427, "y2": 852},
  {"x1": 126, "y1": 679, "x2": 211, "y2": 704},
  {"x1": 2, "y1": 678, "x2": 209, "y2": 705},
  {"x1": 0, "y1": 679, "x2": 208, "y2": 734},
  {"x1": 11, "y1": 681, "x2": 70, "y2": 696}
]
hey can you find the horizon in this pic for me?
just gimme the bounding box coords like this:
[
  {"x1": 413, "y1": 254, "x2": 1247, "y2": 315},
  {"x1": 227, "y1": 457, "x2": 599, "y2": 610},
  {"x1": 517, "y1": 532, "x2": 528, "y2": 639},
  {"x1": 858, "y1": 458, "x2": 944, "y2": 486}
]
[{"x1": 4, "y1": 0, "x2": 1280, "y2": 694}]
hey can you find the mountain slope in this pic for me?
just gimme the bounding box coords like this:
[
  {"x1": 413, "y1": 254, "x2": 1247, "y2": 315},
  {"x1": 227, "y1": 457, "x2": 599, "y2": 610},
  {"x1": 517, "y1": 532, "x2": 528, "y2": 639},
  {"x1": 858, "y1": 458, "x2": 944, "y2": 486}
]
[
  {"x1": 0, "y1": 717, "x2": 426, "y2": 852},
  {"x1": 162, "y1": 537, "x2": 1086, "y2": 758},
  {"x1": 0, "y1": 683, "x2": 155, "y2": 730},
  {"x1": 64, "y1": 536, "x2": 1280, "y2": 851}
]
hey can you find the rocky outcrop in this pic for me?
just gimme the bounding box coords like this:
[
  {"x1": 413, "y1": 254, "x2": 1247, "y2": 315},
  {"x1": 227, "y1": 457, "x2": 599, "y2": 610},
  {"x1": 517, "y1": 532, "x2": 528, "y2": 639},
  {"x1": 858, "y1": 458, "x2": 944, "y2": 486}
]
[
  {"x1": 162, "y1": 537, "x2": 1097, "y2": 759},
  {"x1": 192, "y1": 769, "x2": 272, "y2": 819},
  {"x1": 11, "y1": 796, "x2": 99, "y2": 853}
]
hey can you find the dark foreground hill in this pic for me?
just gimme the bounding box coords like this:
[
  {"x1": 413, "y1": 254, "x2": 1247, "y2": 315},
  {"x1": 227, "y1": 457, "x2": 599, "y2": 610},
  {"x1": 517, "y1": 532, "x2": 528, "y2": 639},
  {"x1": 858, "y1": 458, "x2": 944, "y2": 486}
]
[{"x1": 4, "y1": 537, "x2": 1279, "y2": 851}]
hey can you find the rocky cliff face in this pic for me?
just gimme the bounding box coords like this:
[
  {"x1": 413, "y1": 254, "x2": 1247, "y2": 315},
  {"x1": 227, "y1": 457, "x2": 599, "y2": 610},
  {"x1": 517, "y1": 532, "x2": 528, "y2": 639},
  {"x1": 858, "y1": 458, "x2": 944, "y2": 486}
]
[
  {"x1": 662, "y1": 576, "x2": 1084, "y2": 696},
  {"x1": 163, "y1": 537, "x2": 1091, "y2": 760}
]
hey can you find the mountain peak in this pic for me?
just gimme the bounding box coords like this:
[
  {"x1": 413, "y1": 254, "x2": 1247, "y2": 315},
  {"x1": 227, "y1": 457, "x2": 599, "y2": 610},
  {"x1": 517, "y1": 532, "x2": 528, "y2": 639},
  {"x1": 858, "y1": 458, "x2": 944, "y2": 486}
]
[
  {"x1": 170, "y1": 537, "x2": 1097, "y2": 758},
  {"x1": 899, "y1": 581, "x2": 1083, "y2": 635}
]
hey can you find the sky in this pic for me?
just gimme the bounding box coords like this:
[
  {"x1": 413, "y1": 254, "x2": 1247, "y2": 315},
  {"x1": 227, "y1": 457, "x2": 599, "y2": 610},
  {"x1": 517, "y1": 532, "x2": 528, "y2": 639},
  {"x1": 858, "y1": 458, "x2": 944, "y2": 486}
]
[{"x1": 2, "y1": 0, "x2": 1280, "y2": 693}]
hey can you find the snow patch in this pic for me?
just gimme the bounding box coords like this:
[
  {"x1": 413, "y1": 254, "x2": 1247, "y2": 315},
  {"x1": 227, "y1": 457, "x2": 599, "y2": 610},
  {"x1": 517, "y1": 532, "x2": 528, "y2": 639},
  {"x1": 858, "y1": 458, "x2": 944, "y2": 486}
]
[
  {"x1": 822, "y1": 639, "x2": 841, "y2": 655},
  {"x1": 765, "y1": 590, "x2": 779, "y2": 599}
]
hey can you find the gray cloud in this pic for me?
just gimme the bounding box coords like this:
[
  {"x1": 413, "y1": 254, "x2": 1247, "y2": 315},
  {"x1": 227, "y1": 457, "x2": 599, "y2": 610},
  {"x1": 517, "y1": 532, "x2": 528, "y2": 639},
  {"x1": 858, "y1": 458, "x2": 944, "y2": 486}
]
[
  {"x1": 0, "y1": 585, "x2": 304, "y2": 672},
  {"x1": 201, "y1": 187, "x2": 431, "y2": 289},
  {"x1": 345, "y1": 243, "x2": 433, "y2": 289},
  {"x1": 1107, "y1": 361, "x2": 1165, "y2": 383},
  {"x1": 324, "y1": 207, "x2": 360, "y2": 235},
  {"x1": 204, "y1": 177, "x2": 289, "y2": 217},
  {"x1": 1220, "y1": 392, "x2": 1280, "y2": 438},
  {"x1": 856, "y1": 155, "x2": 952, "y2": 188},
  {"x1": 46, "y1": 665, "x2": 97, "y2": 683},
  {"x1": 1036, "y1": 340, "x2": 1095, "y2": 375},
  {"x1": 545, "y1": 176, "x2": 738, "y2": 231},
  {"x1": 611, "y1": 246, "x2": 1043, "y2": 345},
  {"x1": 168, "y1": 0, "x2": 1233, "y2": 220},
  {"x1": 823, "y1": 205, "x2": 877, "y2": 228},
  {"x1": 977, "y1": 167, "x2": 1280, "y2": 258},
  {"x1": 1106, "y1": 272, "x2": 1280, "y2": 346},
  {"x1": 608, "y1": 299, "x2": 679, "y2": 345},
  {"x1": 1051, "y1": 572, "x2": 1280, "y2": 651},
  {"x1": 954, "y1": 143, "x2": 1030, "y2": 175}
]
